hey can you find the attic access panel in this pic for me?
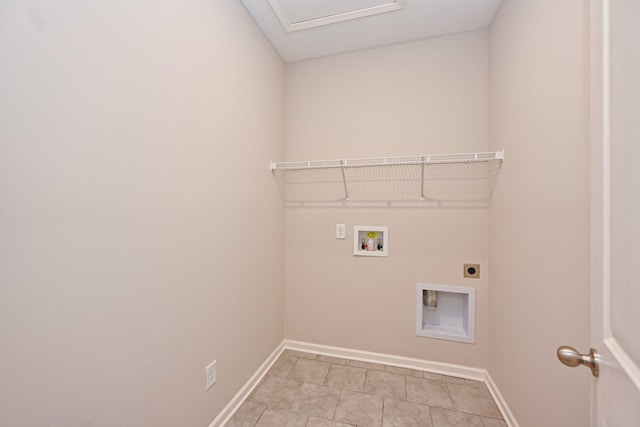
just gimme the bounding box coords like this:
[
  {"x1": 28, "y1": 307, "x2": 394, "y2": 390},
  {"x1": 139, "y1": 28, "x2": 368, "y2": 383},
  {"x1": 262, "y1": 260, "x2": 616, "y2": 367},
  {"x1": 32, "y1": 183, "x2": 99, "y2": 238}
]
[{"x1": 268, "y1": 0, "x2": 405, "y2": 32}]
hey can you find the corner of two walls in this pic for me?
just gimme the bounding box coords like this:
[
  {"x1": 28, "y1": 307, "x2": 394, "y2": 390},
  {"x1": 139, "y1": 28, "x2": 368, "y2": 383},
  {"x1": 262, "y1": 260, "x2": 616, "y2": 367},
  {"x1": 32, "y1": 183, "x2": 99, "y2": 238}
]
[
  {"x1": 0, "y1": 0, "x2": 285, "y2": 426},
  {"x1": 283, "y1": 31, "x2": 490, "y2": 368}
]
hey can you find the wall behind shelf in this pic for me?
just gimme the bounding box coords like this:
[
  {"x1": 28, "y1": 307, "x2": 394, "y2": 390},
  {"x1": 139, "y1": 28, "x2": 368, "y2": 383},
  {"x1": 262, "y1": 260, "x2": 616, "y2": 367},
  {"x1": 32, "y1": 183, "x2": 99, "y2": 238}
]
[{"x1": 283, "y1": 31, "x2": 490, "y2": 368}]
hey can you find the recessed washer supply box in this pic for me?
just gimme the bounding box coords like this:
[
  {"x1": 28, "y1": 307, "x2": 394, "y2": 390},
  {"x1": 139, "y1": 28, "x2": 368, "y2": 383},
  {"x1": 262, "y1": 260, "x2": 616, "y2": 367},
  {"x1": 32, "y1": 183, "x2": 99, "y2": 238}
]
[
  {"x1": 353, "y1": 226, "x2": 388, "y2": 257},
  {"x1": 416, "y1": 283, "x2": 475, "y2": 343}
]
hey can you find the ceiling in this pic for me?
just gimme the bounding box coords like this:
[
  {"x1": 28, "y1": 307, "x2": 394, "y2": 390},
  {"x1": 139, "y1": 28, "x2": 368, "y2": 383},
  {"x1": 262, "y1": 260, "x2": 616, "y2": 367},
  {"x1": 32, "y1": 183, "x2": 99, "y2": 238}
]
[{"x1": 240, "y1": 0, "x2": 503, "y2": 62}]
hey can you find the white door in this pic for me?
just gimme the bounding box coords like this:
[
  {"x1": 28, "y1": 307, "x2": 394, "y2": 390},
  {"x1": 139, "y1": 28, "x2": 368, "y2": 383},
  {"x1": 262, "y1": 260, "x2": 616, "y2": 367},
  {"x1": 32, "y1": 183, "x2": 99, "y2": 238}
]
[{"x1": 590, "y1": 0, "x2": 640, "y2": 425}]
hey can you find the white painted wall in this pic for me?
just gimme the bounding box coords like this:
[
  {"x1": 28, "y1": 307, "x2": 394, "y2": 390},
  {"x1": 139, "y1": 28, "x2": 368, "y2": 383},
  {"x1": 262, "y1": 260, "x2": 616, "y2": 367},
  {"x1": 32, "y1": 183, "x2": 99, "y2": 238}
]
[
  {"x1": 284, "y1": 31, "x2": 491, "y2": 368},
  {"x1": 488, "y1": 0, "x2": 591, "y2": 425},
  {"x1": 0, "y1": 1, "x2": 284, "y2": 425}
]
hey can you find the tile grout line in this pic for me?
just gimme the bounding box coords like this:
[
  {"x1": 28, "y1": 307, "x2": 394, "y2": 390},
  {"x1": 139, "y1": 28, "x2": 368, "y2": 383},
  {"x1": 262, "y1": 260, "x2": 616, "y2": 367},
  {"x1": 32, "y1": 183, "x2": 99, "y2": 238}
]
[
  {"x1": 333, "y1": 389, "x2": 344, "y2": 423},
  {"x1": 404, "y1": 372, "x2": 409, "y2": 401},
  {"x1": 252, "y1": 404, "x2": 266, "y2": 427}
]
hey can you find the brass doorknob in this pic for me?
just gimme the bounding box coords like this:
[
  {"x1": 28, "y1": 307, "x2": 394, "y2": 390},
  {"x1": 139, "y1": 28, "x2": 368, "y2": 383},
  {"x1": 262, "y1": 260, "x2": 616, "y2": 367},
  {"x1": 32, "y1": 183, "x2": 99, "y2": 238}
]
[{"x1": 557, "y1": 346, "x2": 599, "y2": 377}]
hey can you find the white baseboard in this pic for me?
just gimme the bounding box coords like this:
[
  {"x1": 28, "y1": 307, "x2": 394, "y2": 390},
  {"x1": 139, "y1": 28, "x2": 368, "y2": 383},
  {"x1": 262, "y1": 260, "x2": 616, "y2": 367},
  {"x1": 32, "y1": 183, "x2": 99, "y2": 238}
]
[
  {"x1": 208, "y1": 339, "x2": 518, "y2": 427},
  {"x1": 485, "y1": 371, "x2": 520, "y2": 427},
  {"x1": 284, "y1": 339, "x2": 486, "y2": 381},
  {"x1": 208, "y1": 341, "x2": 286, "y2": 427}
]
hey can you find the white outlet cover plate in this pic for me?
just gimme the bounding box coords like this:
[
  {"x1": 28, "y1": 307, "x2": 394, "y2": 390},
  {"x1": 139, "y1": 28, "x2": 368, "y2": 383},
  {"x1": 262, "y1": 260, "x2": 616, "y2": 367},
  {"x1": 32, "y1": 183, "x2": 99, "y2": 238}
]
[
  {"x1": 206, "y1": 360, "x2": 216, "y2": 390},
  {"x1": 336, "y1": 224, "x2": 346, "y2": 239}
]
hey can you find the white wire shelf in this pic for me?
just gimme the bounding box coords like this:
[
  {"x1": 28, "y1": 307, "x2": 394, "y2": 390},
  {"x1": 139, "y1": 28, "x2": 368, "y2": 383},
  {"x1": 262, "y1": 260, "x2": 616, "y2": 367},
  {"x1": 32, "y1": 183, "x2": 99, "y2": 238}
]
[{"x1": 271, "y1": 150, "x2": 504, "y2": 207}]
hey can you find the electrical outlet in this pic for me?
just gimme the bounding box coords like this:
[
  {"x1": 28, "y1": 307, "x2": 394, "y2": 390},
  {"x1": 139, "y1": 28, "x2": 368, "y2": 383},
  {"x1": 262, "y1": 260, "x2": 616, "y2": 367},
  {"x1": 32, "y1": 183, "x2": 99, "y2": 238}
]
[
  {"x1": 336, "y1": 224, "x2": 346, "y2": 239},
  {"x1": 205, "y1": 360, "x2": 216, "y2": 390},
  {"x1": 464, "y1": 264, "x2": 480, "y2": 278}
]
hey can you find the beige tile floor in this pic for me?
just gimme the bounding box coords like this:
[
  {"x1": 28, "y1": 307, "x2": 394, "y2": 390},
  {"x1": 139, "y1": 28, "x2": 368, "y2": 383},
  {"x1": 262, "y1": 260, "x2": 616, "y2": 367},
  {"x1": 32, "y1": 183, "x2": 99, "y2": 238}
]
[{"x1": 226, "y1": 350, "x2": 507, "y2": 427}]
